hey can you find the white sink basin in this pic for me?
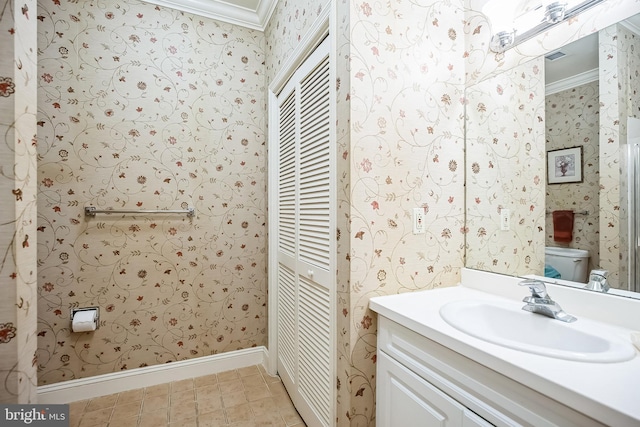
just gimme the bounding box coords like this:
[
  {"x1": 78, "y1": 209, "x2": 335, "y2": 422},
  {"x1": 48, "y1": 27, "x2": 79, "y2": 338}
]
[{"x1": 440, "y1": 299, "x2": 636, "y2": 363}]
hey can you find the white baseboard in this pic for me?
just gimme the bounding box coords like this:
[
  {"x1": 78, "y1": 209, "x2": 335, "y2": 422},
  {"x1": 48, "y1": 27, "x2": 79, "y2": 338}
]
[{"x1": 37, "y1": 346, "x2": 268, "y2": 404}]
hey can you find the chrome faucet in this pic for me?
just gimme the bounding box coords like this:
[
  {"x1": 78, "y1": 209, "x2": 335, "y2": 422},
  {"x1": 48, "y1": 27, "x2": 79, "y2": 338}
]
[
  {"x1": 518, "y1": 279, "x2": 577, "y2": 323},
  {"x1": 585, "y1": 269, "x2": 609, "y2": 293}
]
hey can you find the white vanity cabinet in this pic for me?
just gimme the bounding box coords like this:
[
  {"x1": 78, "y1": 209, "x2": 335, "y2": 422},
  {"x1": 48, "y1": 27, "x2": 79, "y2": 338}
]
[
  {"x1": 378, "y1": 351, "x2": 492, "y2": 426},
  {"x1": 376, "y1": 316, "x2": 605, "y2": 427}
]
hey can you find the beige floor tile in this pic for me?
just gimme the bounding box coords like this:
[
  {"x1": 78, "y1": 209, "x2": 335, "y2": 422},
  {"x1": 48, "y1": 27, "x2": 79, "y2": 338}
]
[
  {"x1": 117, "y1": 388, "x2": 144, "y2": 403},
  {"x1": 195, "y1": 373, "x2": 218, "y2": 388},
  {"x1": 109, "y1": 414, "x2": 139, "y2": 427},
  {"x1": 196, "y1": 384, "x2": 221, "y2": 401},
  {"x1": 245, "y1": 384, "x2": 271, "y2": 402},
  {"x1": 169, "y1": 416, "x2": 197, "y2": 427},
  {"x1": 170, "y1": 389, "x2": 195, "y2": 406},
  {"x1": 229, "y1": 422, "x2": 258, "y2": 427},
  {"x1": 69, "y1": 400, "x2": 87, "y2": 427},
  {"x1": 219, "y1": 378, "x2": 244, "y2": 394},
  {"x1": 145, "y1": 383, "x2": 170, "y2": 397},
  {"x1": 279, "y1": 406, "x2": 304, "y2": 426},
  {"x1": 237, "y1": 365, "x2": 260, "y2": 377},
  {"x1": 68, "y1": 415, "x2": 81, "y2": 427},
  {"x1": 69, "y1": 399, "x2": 88, "y2": 414},
  {"x1": 78, "y1": 407, "x2": 112, "y2": 426},
  {"x1": 225, "y1": 403, "x2": 253, "y2": 424},
  {"x1": 254, "y1": 412, "x2": 287, "y2": 427},
  {"x1": 142, "y1": 394, "x2": 169, "y2": 412},
  {"x1": 171, "y1": 378, "x2": 194, "y2": 392},
  {"x1": 241, "y1": 373, "x2": 265, "y2": 387},
  {"x1": 138, "y1": 410, "x2": 168, "y2": 427},
  {"x1": 110, "y1": 401, "x2": 141, "y2": 421},
  {"x1": 197, "y1": 395, "x2": 223, "y2": 414},
  {"x1": 267, "y1": 380, "x2": 288, "y2": 396},
  {"x1": 85, "y1": 394, "x2": 118, "y2": 412},
  {"x1": 261, "y1": 372, "x2": 282, "y2": 384},
  {"x1": 66, "y1": 367, "x2": 305, "y2": 427},
  {"x1": 217, "y1": 369, "x2": 239, "y2": 383},
  {"x1": 198, "y1": 408, "x2": 227, "y2": 426},
  {"x1": 222, "y1": 390, "x2": 249, "y2": 408},
  {"x1": 251, "y1": 397, "x2": 276, "y2": 416},
  {"x1": 272, "y1": 392, "x2": 296, "y2": 409},
  {"x1": 169, "y1": 400, "x2": 197, "y2": 423}
]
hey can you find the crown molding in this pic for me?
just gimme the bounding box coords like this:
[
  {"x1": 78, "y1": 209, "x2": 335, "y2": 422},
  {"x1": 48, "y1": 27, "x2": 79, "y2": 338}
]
[
  {"x1": 140, "y1": 0, "x2": 277, "y2": 31},
  {"x1": 545, "y1": 68, "x2": 599, "y2": 95}
]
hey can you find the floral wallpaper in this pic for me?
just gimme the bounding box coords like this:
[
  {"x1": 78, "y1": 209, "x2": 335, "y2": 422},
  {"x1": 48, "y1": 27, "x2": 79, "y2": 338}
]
[
  {"x1": 545, "y1": 81, "x2": 600, "y2": 273},
  {"x1": 466, "y1": 58, "x2": 546, "y2": 277},
  {"x1": 347, "y1": 0, "x2": 466, "y2": 425},
  {"x1": 599, "y1": 22, "x2": 640, "y2": 290},
  {"x1": 36, "y1": 0, "x2": 267, "y2": 385},
  {"x1": 0, "y1": 0, "x2": 39, "y2": 403}
]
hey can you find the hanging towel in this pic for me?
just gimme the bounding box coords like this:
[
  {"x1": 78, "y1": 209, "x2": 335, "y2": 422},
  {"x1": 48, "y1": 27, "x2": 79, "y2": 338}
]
[{"x1": 552, "y1": 210, "x2": 574, "y2": 243}]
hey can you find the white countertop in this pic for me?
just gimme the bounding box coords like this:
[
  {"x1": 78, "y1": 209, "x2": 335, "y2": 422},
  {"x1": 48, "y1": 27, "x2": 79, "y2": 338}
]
[{"x1": 369, "y1": 269, "x2": 640, "y2": 426}]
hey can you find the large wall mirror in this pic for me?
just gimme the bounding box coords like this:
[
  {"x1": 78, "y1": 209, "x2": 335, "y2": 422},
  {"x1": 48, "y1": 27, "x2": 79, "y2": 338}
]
[{"x1": 465, "y1": 11, "x2": 640, "y2": 298}]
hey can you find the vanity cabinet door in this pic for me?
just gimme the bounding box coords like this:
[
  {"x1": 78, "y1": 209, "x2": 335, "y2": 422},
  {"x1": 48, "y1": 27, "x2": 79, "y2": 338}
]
[{"x1": 377, "y1": 351, "x2": 494, "y2": 427}]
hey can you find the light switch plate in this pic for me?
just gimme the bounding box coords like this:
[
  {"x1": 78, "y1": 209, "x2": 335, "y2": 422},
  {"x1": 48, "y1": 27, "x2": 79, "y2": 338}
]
[
  {"x1": 500, "y1": 208, "x2": 510, "y2": 231},
  {"x1": 413, "y1": 208, "x2": 425, "y2": 234}
]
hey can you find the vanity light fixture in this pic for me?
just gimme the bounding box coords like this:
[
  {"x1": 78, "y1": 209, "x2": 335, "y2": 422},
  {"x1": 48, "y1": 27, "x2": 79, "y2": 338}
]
[
  {"x1": 490, "y1": 30, "x2": 516, "y2": 53},
  {"x1": 488, "y1": 0, "x2": 604, "y2": 53},
  {"x1": 544, "y1": 1, "x2": 567, "y2": 24}
]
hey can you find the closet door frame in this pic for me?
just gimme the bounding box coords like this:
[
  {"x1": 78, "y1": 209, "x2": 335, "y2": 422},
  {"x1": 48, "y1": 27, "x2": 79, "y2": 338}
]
[{"x1": 267, "y1": 4, "x2": 336, "y2": 427}]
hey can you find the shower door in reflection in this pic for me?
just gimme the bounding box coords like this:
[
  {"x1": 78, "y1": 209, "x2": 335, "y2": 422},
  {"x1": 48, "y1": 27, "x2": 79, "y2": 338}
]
[{"x1": 623, "y1": 117, "x2": 640, "y2": 292}]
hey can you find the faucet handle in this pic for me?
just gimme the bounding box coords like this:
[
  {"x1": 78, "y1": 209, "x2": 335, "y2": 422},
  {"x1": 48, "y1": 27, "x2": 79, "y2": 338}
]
[
  {"x1": 590, "y1": 269, "x2": 609, "y2": 278},
  {"x1": 518, "y1": 279, "x2": 549, "y2": 299}
]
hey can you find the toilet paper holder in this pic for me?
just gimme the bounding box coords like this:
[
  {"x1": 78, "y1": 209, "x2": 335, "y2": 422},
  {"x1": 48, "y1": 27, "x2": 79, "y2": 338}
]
[{"x1": 70, "y1": 307, "x2": 100, "y2": 330}]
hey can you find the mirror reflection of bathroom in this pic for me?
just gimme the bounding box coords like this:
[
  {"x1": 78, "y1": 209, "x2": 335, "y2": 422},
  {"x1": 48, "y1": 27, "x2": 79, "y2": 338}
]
[{"x1": 543, "y1": 16, "x2": 640, "y2": 293}]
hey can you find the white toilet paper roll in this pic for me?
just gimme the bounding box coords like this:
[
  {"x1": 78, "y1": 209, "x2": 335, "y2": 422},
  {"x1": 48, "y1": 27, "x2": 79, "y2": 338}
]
[{"x1": 72, "y1": 309, "x2": 97, "y2": 332}]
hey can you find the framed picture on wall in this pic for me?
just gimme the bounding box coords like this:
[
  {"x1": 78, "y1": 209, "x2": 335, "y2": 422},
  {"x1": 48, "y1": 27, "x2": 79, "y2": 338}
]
[{"x1": 547, "y1": 146, "x2": 583, "y2": 184}]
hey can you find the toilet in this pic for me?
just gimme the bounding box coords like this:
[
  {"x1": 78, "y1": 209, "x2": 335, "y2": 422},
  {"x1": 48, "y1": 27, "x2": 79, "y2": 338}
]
[{"x1": 544, "y1": 247, "x2": 590, "y2": 283}]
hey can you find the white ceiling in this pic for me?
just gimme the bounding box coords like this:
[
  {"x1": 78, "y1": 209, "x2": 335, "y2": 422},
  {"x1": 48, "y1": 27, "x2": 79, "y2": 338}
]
[
  {"x1": 140, "y1": 0, "x2": 279, "y2": 30},
  {"x1": 545, "y1": 12, "x2": 640, "y2": 90}
]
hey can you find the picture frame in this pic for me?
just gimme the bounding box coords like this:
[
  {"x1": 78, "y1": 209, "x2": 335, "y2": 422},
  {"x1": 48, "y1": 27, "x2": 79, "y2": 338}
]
[{"x1": 547, "y1": 146, "x2": 583, "y2": 184}]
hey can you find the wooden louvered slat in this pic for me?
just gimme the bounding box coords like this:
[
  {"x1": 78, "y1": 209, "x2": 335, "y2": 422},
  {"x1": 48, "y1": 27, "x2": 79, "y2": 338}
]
[
  {"x1": 299, "y1": 55, "x2": 331, "y2": 272},
  {"x1": 277, "y1": 264, "x2": 297, "y2": 380},
  {"x1": 298, "y1": 276, "x2": 331, "y2": 426},
  {"x1": 278, "y1": 91, "x2": 297, "y2": 257}
]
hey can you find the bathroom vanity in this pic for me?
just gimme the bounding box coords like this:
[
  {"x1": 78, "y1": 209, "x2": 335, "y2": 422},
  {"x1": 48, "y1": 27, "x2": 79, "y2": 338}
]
[{"x1": 370, "y1": 269, "x2": 640, "y2": 427}]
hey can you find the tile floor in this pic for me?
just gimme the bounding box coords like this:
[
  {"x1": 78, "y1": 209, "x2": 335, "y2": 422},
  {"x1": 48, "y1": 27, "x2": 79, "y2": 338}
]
[{"x1": 68, "y1": 364, "x2": 306, "y2": 427}]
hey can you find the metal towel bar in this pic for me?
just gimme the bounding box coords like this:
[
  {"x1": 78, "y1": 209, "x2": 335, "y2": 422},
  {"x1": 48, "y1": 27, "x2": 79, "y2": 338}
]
[
  {"x1": 545, "y1": 210, "x2": 589, "y2": 216},
  {"x1": 85, "y1": 206, "x2": 195, "y2": 217}
]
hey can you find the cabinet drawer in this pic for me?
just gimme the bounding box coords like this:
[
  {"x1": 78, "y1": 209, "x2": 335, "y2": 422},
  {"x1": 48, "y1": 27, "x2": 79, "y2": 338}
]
[
  {"x1": 377, "y1": 351, "x2": 493, "y2": 427},
  {"x1": 378, "y1": 316, "x2": 604, "y2": 427}
]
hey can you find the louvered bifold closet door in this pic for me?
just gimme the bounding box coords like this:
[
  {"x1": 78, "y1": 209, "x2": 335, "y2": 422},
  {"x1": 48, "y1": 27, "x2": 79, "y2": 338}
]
[
  {"x1": 275, "y1": 36, "x2": 333, "y2": 427},
  {"x1": 297, "y1": 52, "x2": 332, "y2": 426},
  {"x1": 277, "y1": 89, "x2": 298, "y2": 382}
]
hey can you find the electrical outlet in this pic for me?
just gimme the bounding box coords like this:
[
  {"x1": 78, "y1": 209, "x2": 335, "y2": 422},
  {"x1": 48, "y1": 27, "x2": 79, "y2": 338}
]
[
  {"x1": 500, "y1": 208, "x2": 510, "y2": 231},
  {"x1": 413, "y1": 208, "x2": 425, "y2": 234}
]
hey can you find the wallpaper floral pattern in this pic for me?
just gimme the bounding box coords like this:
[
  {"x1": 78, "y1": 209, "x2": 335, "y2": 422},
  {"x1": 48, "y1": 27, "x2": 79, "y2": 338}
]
[
  {"x1": 545, "y1": 81, "x2": 600, "y2": 273},
  {"x1": 347, "y1": 0, "x2": 466, "y2": 425},
  {"x1": 599, "y1": 22, "x2": 640, "y2": 290},
  {"x1": 0, "y1": 0, "x2": 39, "y2": 403},
  {"x1": 466, "y1": 58, "x2": 546, "y2": 277},
  {"x1": 36, "y1": 0, "x2": 267, "y2": 385}
]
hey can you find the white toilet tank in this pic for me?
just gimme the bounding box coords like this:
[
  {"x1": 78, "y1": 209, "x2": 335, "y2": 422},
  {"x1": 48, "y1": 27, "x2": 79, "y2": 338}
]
[{"x1": 545, "y1": 247, "x2": 590, "y2": 283}]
